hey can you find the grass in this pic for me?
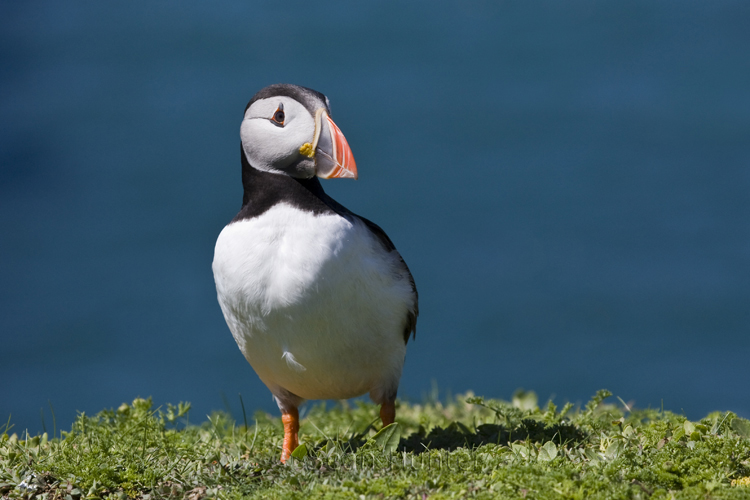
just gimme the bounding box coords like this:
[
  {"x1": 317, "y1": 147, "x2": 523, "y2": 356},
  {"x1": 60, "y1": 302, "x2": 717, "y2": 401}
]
[{"x1": 2, "y1": 390, "x2": 750, "y2": 499}]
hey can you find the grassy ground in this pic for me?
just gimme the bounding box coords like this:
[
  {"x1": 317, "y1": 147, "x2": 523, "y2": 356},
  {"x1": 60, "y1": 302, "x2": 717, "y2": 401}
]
[{"x1": 2, "y1": 390, "x2": 750, "y2": 499}]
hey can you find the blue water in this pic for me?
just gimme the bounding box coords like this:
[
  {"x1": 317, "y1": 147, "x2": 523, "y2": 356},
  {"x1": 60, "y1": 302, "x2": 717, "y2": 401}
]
[{"x1": 2, "y1": 1, "x2": 749, "y2": 433}]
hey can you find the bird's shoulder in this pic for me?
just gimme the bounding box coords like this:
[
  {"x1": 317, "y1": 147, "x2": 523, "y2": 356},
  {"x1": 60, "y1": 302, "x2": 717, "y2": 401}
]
[
  {"x1": 229, "y1": 166, "x2": 419, "y2": 344},
  {"x1": 330, "y1": 202, "x2": 418, "y2": 345}
]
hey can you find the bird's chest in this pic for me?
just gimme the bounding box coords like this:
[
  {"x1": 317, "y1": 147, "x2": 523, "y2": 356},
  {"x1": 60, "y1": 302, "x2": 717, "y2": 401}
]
[{"x1": 213, "y1": 203, "x2": 356, "y2": 318}]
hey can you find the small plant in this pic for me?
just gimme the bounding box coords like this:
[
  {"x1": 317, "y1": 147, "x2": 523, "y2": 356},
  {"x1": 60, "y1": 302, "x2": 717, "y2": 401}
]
[{"x1": 2, "y1": 391, "x2": 750, "y2": 499}]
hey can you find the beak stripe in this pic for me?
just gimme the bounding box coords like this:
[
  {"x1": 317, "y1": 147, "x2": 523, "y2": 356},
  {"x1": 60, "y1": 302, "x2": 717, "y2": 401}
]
[{"x1": 325, "y1": 115, "x2": 358, "y2": 180}]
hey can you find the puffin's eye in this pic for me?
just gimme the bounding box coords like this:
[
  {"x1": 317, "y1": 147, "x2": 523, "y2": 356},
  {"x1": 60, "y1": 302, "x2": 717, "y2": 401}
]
[{"x1": 271, "y1": 104, "x2": 285, "y2": 126}]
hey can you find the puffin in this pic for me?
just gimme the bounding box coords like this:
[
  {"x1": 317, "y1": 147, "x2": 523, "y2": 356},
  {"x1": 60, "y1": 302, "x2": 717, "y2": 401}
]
[{"x1": 212, "y1": 84, "x2": 418, "y2": 462}]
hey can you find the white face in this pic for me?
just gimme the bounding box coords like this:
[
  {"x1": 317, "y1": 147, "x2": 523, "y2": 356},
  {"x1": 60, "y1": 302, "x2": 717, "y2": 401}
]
[{"x1": 240, "y1": 96, "x2": 317, "y2": 178}]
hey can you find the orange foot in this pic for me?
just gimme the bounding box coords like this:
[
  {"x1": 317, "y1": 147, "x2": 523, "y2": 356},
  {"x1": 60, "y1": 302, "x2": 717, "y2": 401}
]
[
  {"x1": 380, "y1": 400, "x2": 395, "y2": 427},
  {"x1": 280, "y1": 407, "x2": 299, "y2": 463}
]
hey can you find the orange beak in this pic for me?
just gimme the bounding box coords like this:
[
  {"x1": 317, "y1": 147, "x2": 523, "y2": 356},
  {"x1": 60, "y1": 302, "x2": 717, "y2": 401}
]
[{"x1": 314, "y1": 111, "x2": 358, "y2": 180}]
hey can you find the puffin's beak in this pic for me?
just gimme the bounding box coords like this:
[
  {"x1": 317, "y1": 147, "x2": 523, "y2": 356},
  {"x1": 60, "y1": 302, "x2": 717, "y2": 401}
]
[{"x1": 311, "y1": 109, "x2": 358, "y2": 180}]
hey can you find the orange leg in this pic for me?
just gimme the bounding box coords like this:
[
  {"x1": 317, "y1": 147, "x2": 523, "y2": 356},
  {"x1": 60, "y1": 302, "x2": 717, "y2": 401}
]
[
  {"x1": 380, "y1": 400, "x2": 395, "y2": 427},
  {"x1": 280, "y1": 407, "x2": 299, "y2": 463}
]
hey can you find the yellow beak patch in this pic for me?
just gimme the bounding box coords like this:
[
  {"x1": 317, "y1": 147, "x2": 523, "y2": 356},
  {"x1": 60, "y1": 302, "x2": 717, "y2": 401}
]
[{"x1": 299, "y1": 142, "x2": 315, "y2": 158}]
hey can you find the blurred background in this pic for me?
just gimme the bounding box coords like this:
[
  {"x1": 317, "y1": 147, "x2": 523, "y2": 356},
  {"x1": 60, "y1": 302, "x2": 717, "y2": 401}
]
[{"x1": 1, "y1": 0, "x2": 748, "y2": 433}]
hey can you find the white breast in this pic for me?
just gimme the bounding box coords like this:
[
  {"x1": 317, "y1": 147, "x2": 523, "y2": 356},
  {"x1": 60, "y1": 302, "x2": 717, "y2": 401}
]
[{"x1": 212, "y1": 203, "x2": 414, "y2": 403}]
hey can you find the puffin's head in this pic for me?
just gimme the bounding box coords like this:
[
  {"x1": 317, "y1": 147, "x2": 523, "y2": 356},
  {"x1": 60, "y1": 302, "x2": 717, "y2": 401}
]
[{"x1": 240, "y1": 84, "x2": 357, "y2": 180}]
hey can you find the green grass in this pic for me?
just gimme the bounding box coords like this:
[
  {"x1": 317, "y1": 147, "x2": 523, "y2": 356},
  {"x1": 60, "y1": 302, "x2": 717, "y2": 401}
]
[{"x1": 3, "y1": 390, "x2": 750, "y2": 499}]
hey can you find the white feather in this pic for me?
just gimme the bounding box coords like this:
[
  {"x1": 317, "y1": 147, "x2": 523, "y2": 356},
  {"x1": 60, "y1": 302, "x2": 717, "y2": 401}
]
[
  {"x1": 212, "y1": 203, "x2": 414, "y2": 404},
  {"x1": 281, "y1": 351, "x2": 306, "y2": 372}
]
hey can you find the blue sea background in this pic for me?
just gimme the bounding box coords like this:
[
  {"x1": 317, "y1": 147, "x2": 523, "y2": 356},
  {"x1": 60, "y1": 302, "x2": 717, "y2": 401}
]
[{"x1": 1, "y1": 1, "x2": 749, "y2": 433}]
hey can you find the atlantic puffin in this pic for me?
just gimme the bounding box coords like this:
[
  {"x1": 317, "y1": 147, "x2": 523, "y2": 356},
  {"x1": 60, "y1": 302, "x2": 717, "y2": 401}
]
[{"x1": 212, "y1": 84, "x2": 418, "y2": 462}]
